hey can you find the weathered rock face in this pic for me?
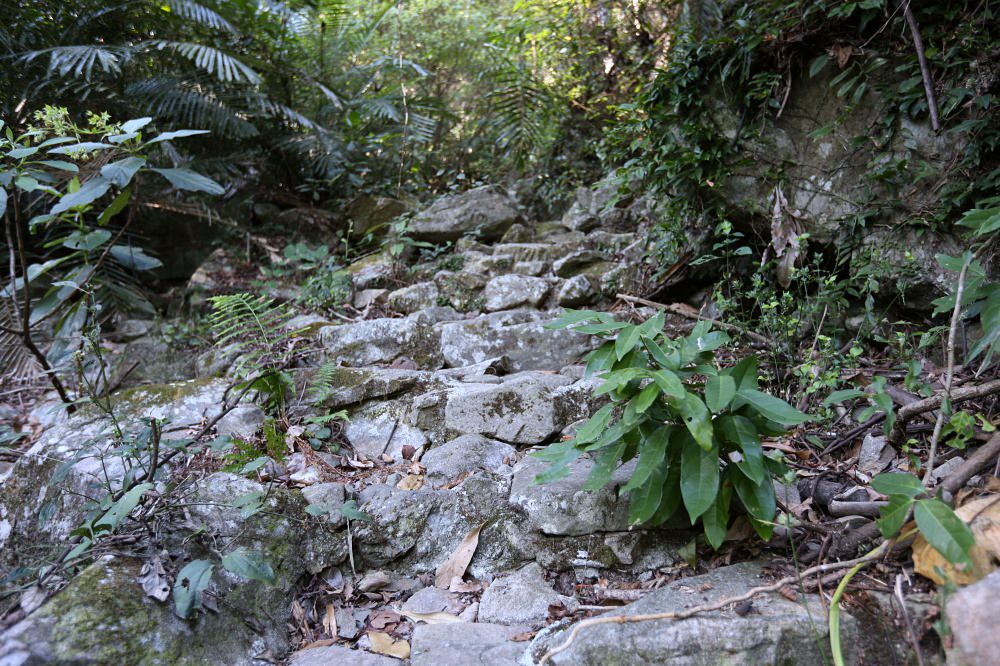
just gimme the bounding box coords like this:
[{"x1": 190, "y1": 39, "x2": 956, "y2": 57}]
[
  {"x1": 408, "y1": 185, "x2": 523, "y2": 243},
  {"x1": 410, "y1": 622, "x2": 529, "y2": 666},
  {"x1": 946, "y1": 568, "x2": 1000, "y2": 666},
  {"x1": 438, "y1": 310, "x2": 596, "y2": 372},
  {"x1": 530, "y1": 561, "x2": 900, "y2": 666},
  {"x1": 0, "y1": 379, "x2": 228, "y2": 575},
  {"x1": 483, "y1": 274, "x2": 551, "y2": 312},
  {"x1": 478, "y1": 562, "x2": 578, "y2": 626},
  {"x1": 345, "y1": 194, "x2": 411, "y2": 240}
]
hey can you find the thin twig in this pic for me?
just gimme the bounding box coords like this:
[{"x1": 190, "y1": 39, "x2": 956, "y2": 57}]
[
  {"x1": 923, "y1": 254, "x2": 970, "y2": 485},
  {"x1": 615, "y1": 294, "x2": 772, "y2": 345},
  {"x1": 888, "y1": 378, "x2": 1000, "y2": 445},
  {"x1": 902, "y1": 1, "x2": 941, "y2": 133}
]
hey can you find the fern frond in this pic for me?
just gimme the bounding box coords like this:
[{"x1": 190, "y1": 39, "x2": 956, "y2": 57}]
[
  {"x1": 307, "y1": 360, "x2": 340, "y2": 403},
  {"x1": 207, "y1": 293, "x2": 296, "y2": 377}
]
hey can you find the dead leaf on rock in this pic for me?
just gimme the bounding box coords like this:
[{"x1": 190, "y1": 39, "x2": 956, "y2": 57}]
[
  {"x1": 399, "y1": 609, "x2": 463, "y2": 624},
  {"x1": 914, "y1": 495, "x2": 1000, "y2": 585},
  {"x1": 401, "y1": 445, "x2": 416, "y2": 460},
  {"x1": 511, "y1": 630, "x2": 536, "y2": 642},
  {"x1": 368, "y1": 631, "x2": 411, "y2": 659},
  {"x1": 322, "y1": 603, "x2": 337, "y2": 637},
  {"x1": 832, "y1": 44, "x2": 853, "y2": 67},
  {"x1": 358, "y1": 571, "x2": 390, "y2": 592},
  {"x1": 369, "y1": 610, "x2": 401, "y2": 630},
  {"x1": 435, "y1": 523, "x2": 483, "y2": 588},
  {"x1": 396, "y1": 474, "x2": 424, "y2": 491},
  {"x1": 137, "y1": 555, "x2": 170, "y2": 602},
  {"x1": 448, "y1": 578, "x2": 483, "y2": 593}
]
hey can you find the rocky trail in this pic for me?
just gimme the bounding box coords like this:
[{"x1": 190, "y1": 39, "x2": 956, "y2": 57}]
[{"x1": 1, "y1": 184, "x2": 920, "y2": 664}]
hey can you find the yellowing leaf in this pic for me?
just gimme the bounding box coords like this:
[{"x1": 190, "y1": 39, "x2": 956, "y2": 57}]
[
  {"x1": 434, "y1": 523, "x2": 483, "y2": 588},
  {"x1": 396, "y1": 474, "x2": 424, "y2": 491},
  {"x1": 914, "y1": 495, "x2": 1000, "y2": 585},
  {"x1": 368, "y1": 631, "x2": 410, "y2": 659}
]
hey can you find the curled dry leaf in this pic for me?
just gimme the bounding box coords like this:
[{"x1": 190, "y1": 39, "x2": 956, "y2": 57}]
[
  {"x1": 914, "y1": 495, "x2": 1000, "y2": 585},
  {"x1": 137, "y1": 555, "x2": 171, "y2": 602},
  {"x1": 396, "y1": 474, "x2": 424, "y2": 491},
  {"x1": 368, "y1": 631, "x2": 411, "y2": 659},
  {"x1": 401, "y1": 445, "x2": 416, "y2": 460},
  {"x1": 434, "y1": 523, "x2": 483, "y2": 588},
  {"x1": 322, "y1": 602, "x2": 337, "y2": 637},
  {"x1": 358, "y1": 571, "x2": 390, "y2": 592}
]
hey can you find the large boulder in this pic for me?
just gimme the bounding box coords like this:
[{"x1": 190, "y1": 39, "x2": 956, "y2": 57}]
[
  {"x1": 437, "y1": 310, "x2": 596, "y2": 372},
  {"x1": 946, "y1": 568, "x2": 1000, "y2": 666},
  {"x1": 483, "y1": 275, "x2": 551, "y2": 312},
  {"x1": 318, "y1": 309, "x2": 458, "y2": 368},
  {"x1": 345, "y1": 194, "x2": 411, "y2": 240},
  {"x1": 478, "y1": 562, "x2": 578, "y2": 626},
  {"x1": 408, "y1": 186, "x2": 523, "y2": 243},
  {"x1": 530, "y1": 561, "x2": 901, "y2": 665}
]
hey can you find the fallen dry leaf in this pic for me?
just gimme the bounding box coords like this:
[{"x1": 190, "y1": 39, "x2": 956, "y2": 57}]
[
  {"x1": 137, "y1": 555, "x2": 170, "y2": 602},
  {"x1": 322, "y1": 603, "x2": 337, "y2": 637},
  {"x1": 396, "y1": 474, "x2": 424, "y2": 491},
  {"x1": 368, "y1": 631, "x2": 411, "y2": 659},
  {"x1": 401, "y1": 445, "x2": 416, "y2": 460},
  {"x1": 398, "y1": 609, "x2": 463, "y2": 624},
  {"x1": 435, "y1": 523, "x2": 483, "y2": 588},
  {"x1": 369, "y1": 610, "x2": 401, "y2": 630},
  {"x1": 914, "y1": 495, "x2": 1000, "y2": 585}
]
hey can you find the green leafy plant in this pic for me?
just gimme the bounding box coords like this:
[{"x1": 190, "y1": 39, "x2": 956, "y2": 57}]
[{"x1": 537, "y1": 310, "x2": 808, "y2": 548}]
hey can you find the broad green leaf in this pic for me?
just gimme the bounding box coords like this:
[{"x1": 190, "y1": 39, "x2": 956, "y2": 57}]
[
  {"x1": 51, "y1": 176, "x2": 111, "y2": 214},
  {"x1": 876, "y1": 495, "x2": 912, "y2": 538},
  {"x1": 583, "y1": 441, "x2": 625, "y2": 491},
  {"x1": 36, "y1": 160, "x2": 79, "y2": 172},
  {"x1": 631, "y1": 382, "x2": 661, "y2": 413},
  {"x1": 680, "y1": 435, "x2": 719, "y2": 521},
  {"x1": 622, "y1": 426, "x2": 670, "y2": 492},
  {"x1": 47, "y1": 142, "x2": 115, "y2": 155},
  {"x1": 150, "y1": 167, "x2": 225, "y2": 195},
  {"x1": 673, "y1": 392, "x2": 714, "y2": 451},
  {"x1": 7, "y1": 146, "x2": 38, "y2": 159},
  {"x1": 100, "y1": 156, "x2": 146, "y2": 187},
  {"x1": 110, "y1": 245, "x2": 162, "y2": 271},
  {"x1": 822, "y1": 388, "x2": 866, "y2": 406},
  {"x1": 650, "y1": 459, "x2": 682, "y2": 526},
  {"x1": 0, "y1": 188, "x2": 5, "y2": 219},
  {"x1": 615, "y1": 324, "x2": 643, "y2": 360},
  {"x1": 94, "y1": 482, "x2": 153, "y2": 531},
  {"x1": 643, "y1": 336, "x2": 679, "y2": 370},
  {"x1": 871, "y1": 473, "x2": 924, "y2": 499},
  {"x1": 728, "y1": 356, "x2": 759, "y2": 390},
  {"x1": 705, "y1": 375, "x2": 736, "y2": 412},
  {"x1": 63, "y1": 229, "x2": 111, "y2": 251},
  {"x1": 737, "y1": 389, "x2": 809, "y2": 425},
  {"x1": 584, "y1": 341, "x2": 616, "y2": 378},
  {"x1": 914, "y1": 499, "x2": 974, "y2": 566},
  {"x1": 147, "y1": 129, "x2": 211, "y2": 144},
  {"x1": 97, "y1": 186, "x2": 133, "y2": 225},
  {"x1": 628, "y1": 457, "x2": 667, "y2": 524},
  {"x1": 731, "y1": 465, "x2": 777, "y2": 524},
  {"x1": 719, "y1": 415, "x2": 765, "y2": 484},
  {"x1": 575, "y1": 321, "x2": 629, "y2": 335},
  {"x1": 650, "y1": 369, "x2": 684, "y2": 398},
  {"x1": 120, "y1": 117, "x2": 153, "y2": 133},
  {"x1": 573, "y1": 404, "x2": 614, "y2": 445},
  {"x1": 221, "y1": 547, "x2": 276, "y2": 584},
  {"x1": 339, "y1": 499, "x2": 372, "y2": 521},
  {"x1": 172, "y1": 559, "x2": 214, "y2": 619},
  {"x1": 702, "y1": 482, "x2": 732, "y2": 549},
  {"x1": 544, "y1": 309, "x2": 603, "y2": 329}
]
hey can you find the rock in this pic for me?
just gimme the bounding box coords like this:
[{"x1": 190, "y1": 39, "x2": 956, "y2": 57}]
[
  {"x1": 319, "y1": 311, "x2": 445, "y2": 368},
  {"x1": 0, "y1": 556, "x2": 275, "y2": 666},
  {"x1": 301, "y1": 482, "x2": 347, "y2": 528},
  {"x1": 483, "y1": 275, "x2": 551, "y2": 312},
  {"x1": 354, "y1": 476, "x2": 518, "y2": 576},
  {"x1": 348, "y1": 252, "x2": 394, "y2": 290},
  {"x1": 410, "y1": 622, "x2": 529, "y2": 666},
  {"x1": 512, "y1": 260, "x2": 547, "y2": 276},
  {"x1": 289, "y1": 644, "x2": 399, "y2": 666},
  {"x1": 946, "y1": 569, "x2": 1000, "y2": 665},
  {"x1": 930, "y1": 455, "x2": 965, "y2": 484},
  {"x1": 858, "y1": 433, "x2": 894, "y2": 476},
  {"x1": 0, "y1": 379, "x2": 229, "y2": 574},
  {"x1": 556, "y1": 275, "x2": 596, "y2": 307},
  {"x1": 301, "y1": 365, "x2": 424, "y2": 409},
  {"x1": 345, "y1": 194, "x2": 410, "y2": 240},
  {"x1": 434, "y1": 270, "x2": 488, "y2": 311},
  {"x1": 186, "y1": 247, "x2": 236, "y2": 294},
  {"x1": 344, "y1": 401, "x2": 429, "y2": 460},
  {"x1": 509, "y1": 456, "x2": 634, "y2": 536},
  {"x1": 215, "y1": 404, "x2": 265, "y2": 439},
  {"x1": 276, "y1": 207, "x2": 339, "y2": 231},
  {"x1": 353, "y1": 288, "x2": 389, "y2": 309},
  {"x1": 552, "y1": 250, "x2": 608, "y2": 278},
  {"x1": 408, "y1": 185, "x2": 522, "y2": 243},
  {"x1": 402, "y1": 586, "x2": 463, "y2": 615},
  {"x1": 437, "y1": 310, "x2": 596, "y2": 372},
  {"x1": 195, "y1": 342, "x2": 243, "y2": 377},
  {"x1": 421, "y1": 435, "x2": 516, "y2": 485},
  {"x1": 500, "y1": 223, "x2": 533, "y2": 243},
  {"x1": 252, "y1": 201, "x2": 281, "y2": 225},
  {"x1": 478, "y1": 563, "x2": 578, "y2": 626},
  {"x1": 530, "y1": 561, "x2": 897, "y2": 665},
  {"x1": 388, "y1": 281, "x2": 440, "y2": 314},
  {"x1": 118, "y1": 336, "x2": 198, "y2": 387},
  {"x1": 444, "y1": 373, "x2": 575, "y2": 444}
]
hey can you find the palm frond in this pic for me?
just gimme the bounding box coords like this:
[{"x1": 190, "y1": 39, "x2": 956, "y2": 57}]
[
  {"x1": 23, "y1": 45, "x2": 127, "y2": 80},
  {"x1": 147, "y1": 40, "x2": 262, "y2": 85},
  {"x1": 126, "y1": 78, "x2": 259, "y2": 139},
  {"x1": 167, "y1": 0, "x2": 236, "y2": 33}
]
